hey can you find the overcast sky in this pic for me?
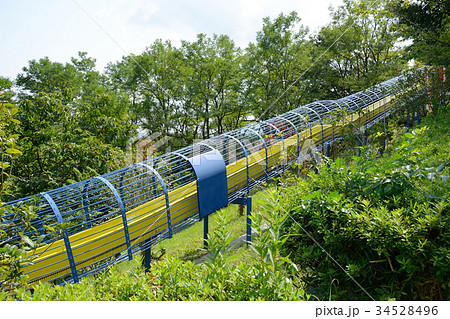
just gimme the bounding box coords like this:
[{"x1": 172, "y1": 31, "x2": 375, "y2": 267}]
[{"x1": 1, "y1": 0, "x2": 343, "y2": 80}]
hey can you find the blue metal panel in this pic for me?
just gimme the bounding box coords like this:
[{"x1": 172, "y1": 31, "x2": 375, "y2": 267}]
[{"x1": 189, "y1": 149, "x2": 228, "y2": 219}]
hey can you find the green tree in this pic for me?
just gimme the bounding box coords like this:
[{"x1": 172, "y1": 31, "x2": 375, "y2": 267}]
[
  {"x1": 244, "y1": 12, "x2": 312, "y2": 120},
  {"x1": 390, "y1": 0, "x2": 449, "y2": 66},
  {"x1": 107, "y1": 40, "x2": 193, "y2": 149},
  {"x1": 8, "y1": 92, "x2": 125, "y2": 199},
  {"x1": 181, "y1": 34, "x2": 246, "y2": 138},
  {"x1": 16, "y1": 52, "x2": 135, "y2": 149},
  {"x1": 9, "y1": 53, "x2": 134, "y2": 198},
  {"x1": 0, "y1": 80, "x2": 44, "y2": 294},
  {"x1": 310, "y1": 0, "x2": 406, "y2": 97},
  {"x1": 0, "y1": 78, "x2": 21, "y2": 196}
]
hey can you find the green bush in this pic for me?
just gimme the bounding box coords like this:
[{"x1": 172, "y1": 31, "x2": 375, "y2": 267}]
[
  {"x1": 279, "y1": 110, "x2": 449, "y2": 300},
  {"x1": 8, "y1": 208, "x2": 309, "y2": 301}
]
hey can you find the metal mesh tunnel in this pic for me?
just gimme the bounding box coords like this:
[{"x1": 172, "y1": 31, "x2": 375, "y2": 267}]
[{"x1": 0, "y1": 69, "x2": 424, "y2": 286}]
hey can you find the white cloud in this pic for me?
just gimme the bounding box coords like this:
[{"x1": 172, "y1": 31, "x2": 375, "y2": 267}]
[{"x1": 1, "y1": 0, "x2": 342, "y2": 79}]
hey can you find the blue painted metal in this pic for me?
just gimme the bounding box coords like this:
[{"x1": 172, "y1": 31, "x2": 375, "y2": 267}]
[
  {"x1": 221, "y1": 133, "x2": 249, "y2": 195},
  {"x1": 93, "y1": 176, "x2": 133, "y2": 260},
  {"x1": 81, "y1": 182, "x2": 93, "y2": 228},
  {"x1": 231, "y1": 197, "x2": 252, "y2": 246},
  {"x1": 265, "y1": 122, "x2": 286, "y2": 172},
  {"x1": 296, "y1": 105, "x2": 324, "y2": 152},
  {"x1": 143, "y1": 239, "x2": 152, "y2": 273},
  {"x1": 188, "y1": 149, "x2": 228, "y2": 219},
  {"x1": 41, "y1": 193, "x2": 79, "y2": 283},
  {"x1": 0, "y1": 68, "x2": 431, "y2": 287},
  {"x1": 246, "y1": 197, "x2": 252, "y2": 246},
  {"x1": 203, "y1": 215, "x2": 209, "y2": 247},
  {"x1": 277, "y1": 115, "x2": 300, "y2": 162},
  {"x1": 244, "y1": 126, "x2": 269, "y2": 182},
  {"x1": 135, "y1": 163, "x2": 173, "y2": 239}
]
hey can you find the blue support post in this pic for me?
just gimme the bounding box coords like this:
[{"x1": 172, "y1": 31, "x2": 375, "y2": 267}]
[
  {"x1": 203, "y1": 215, "x2": 209, "y2": 247},
  {"x1": 231, "y1": 197, "x2": 252, "y2": 246},
  {"x1": 356, "y1": 136, "x2": 363, "y2": 157},
  {"x1": 144, "y1": 245, "x2": 151, "y2": 273},
  {"x1": 246, "y1": 197, "x2": 252, "y2": 246}
]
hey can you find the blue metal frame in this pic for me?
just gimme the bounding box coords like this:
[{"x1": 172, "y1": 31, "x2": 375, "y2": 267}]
[
  {"x1": 265, "y1": 121, "x2": 286, "y2": 173},
  {"x1": 93, "y1": 176, "x2": 133, "y2": 261},
  {"x1": 231, "y1": 197, "x2": 252, "y2": 246},
  {"x1": 187, "y1": 149, "x2": 228, "y2": 219},
  {"x1": 277, "y1": 115, "x2": 300, "y2": 163},
  {"x1": 222, "y1": 133, "x2": 250, "y2": 195},
  {"x1": 244, "y1": 126, "x2": 269, "y2": 182},
  {"x1": 1, "y1": 69, "x2": 430, "y2": 287},
  {"x1": 135, "y1": 163, "x2": 173, "y2": 239},
  {"x1": 41, "y1": 192, "x2": 79, "y2": 283}
]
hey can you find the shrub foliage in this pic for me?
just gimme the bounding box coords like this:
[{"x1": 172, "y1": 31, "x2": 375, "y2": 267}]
[{"x1": 280, "y1": 109, "x2": 449, "y2": 300}]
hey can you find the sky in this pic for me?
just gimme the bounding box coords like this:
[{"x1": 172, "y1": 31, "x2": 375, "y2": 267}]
[{"x1": 1, "y1": 0, "x2": 343, "y2": 80}]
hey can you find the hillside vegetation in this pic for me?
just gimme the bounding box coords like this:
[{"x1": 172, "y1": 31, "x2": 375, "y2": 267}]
[{"x1": 5, "y1": 104, "x2": 448, "y2": 301}]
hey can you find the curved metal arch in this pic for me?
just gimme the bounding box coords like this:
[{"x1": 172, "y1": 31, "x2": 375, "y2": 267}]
[
  {"x1": 41, "y1": 192, "x2": 79, "y2": 283},
  {"x1": 82, "y1": 176, "x2": 133, "y2": 260},
  {"x1": 349, "y1": 94, "x2": 367, "y2": 110},
  {"x1": 172, "y1": 150, "x2": 189, "y2": 161},
  {"x1": 283, "y1": 109, "x2": 317, "y2": 164},
  {"x1": 276, "y1": 115, "x2": 300, "y2": 161},
  {"x1": 221, "y1": 133, "x2": 250, "y2": 195},
  {"x1": 323, "y1": 100, "x2": 342, "y2": 112},
  {"x1": 319, "y1": 100, "x2": 341, "y2": 123},
  {"x1": 295, "y1": 105, "x2": 323, "y2": 124},
  {"x1": 172, "y1": 142, "x2": 224, "y2": 178},
  {"x1": 284, "y1": 110, "x2": 313, "y2": 159},
  {"x1": 365, "y1": 87, "x2": 383, "y2": 100},
  {"x1": 134, "y1": 163, "x2": 173, "y2": 239},
  {"x1": 243, "y1": 126, "x2": 269, "y2": 182},
  {"x1": 359, "y1": 92, "x2": 376, "y2": 104},
  {"x1": 336, "y1": 99, "x2": 352, "y2": 111},
  {"x1": 314, "y1": 101, "x2": 332, "y2": 112},
  {"x1": 339, "y1": 96, "x2": 360, "y2": 111},
  {"x1": 263, "y1": 121, "x2": 287, "y2": 171},
  {"x1": 286, "y1": 110, "x2": 313, "y2": 138},
  {"x1": 321, "y1": 100, "x2": 342, "y2": 143},
  {"x1": 191, "y1": 141, "x2": 216, "y2": 154},
  {"x1": 381, "y1": 80, "x2": 397, "y2": 94},
  {"x1": 293, "y1": 105, "x2": 325, "y2": 153}
]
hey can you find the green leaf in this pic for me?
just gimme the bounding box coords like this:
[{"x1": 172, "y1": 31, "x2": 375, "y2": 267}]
[
  {"x1": 22, "y1": 235, "x2": 35, "y2": 249},
  {"x1": 404, "y1": 132, "x2": 414, "y2": 139},
  {"x1": 5, "y1": 148, "x2": 22, "y2": 155}
]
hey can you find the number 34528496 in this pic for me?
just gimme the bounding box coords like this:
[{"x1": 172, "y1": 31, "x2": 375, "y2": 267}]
[{"x1": 376, "y1": 306, "x2": 438, "y2": 316}]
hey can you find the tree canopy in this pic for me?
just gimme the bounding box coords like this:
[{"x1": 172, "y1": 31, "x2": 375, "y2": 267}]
[
  {"x1": 390, "y1": 0, "x2": 449, "y2": 66},
  {"x1": 1, "y1": 0, "x2": 423, "y2": 199}
]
